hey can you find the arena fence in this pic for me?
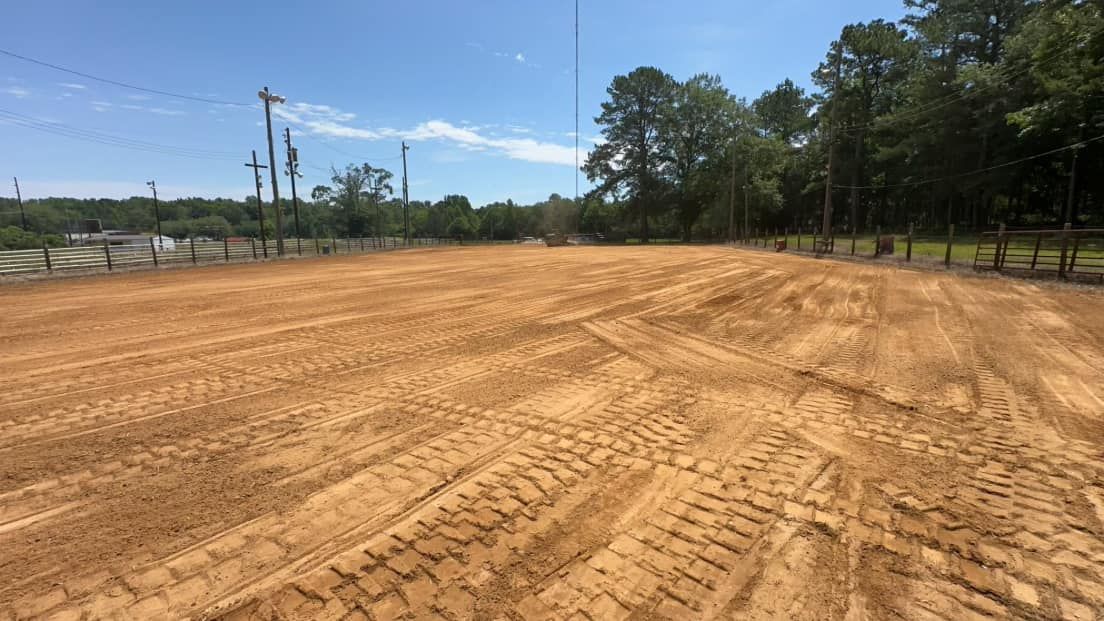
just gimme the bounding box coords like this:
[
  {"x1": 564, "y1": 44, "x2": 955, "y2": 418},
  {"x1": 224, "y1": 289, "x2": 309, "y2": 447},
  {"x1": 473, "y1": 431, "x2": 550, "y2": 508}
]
[
  {"x1": 0, "y1": 236, "x2": 455, "y2": 277},
  {"x1": 973, "y1": 227, "x2": 1104, "y2": 282}
]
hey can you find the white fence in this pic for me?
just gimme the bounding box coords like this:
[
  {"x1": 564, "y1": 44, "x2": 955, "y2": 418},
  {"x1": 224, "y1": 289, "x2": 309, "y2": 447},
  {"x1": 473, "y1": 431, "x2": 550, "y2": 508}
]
[{"x1": 0, "y1": 237, "x2": 456, "y2": 276}]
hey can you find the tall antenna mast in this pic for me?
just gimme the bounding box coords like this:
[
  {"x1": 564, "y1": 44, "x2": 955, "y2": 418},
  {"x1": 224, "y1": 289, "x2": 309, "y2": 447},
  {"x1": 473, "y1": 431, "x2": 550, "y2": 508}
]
[{"x1": 575, "y1": 0, "x2": 579, "y2": 202}]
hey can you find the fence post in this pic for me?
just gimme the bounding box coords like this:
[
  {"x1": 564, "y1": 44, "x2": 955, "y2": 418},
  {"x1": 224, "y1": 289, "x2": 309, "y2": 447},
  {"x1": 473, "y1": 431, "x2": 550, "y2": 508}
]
[
  {"x1": 252, "y1": 237, "x2": 258, "y2": 259},
  {"x1": 1030, "y1": 232, "x2": 1042, "y2": 269},
  {"x1": 797, "y1": 226, "x2": 802, "y2": 250},
  {"x1": 190, "y1": 237, "x2": 197, "y2": 264},
  {"x1": 874, "y1": 226, "x2": 881, "y2": 257},
  {"x1": 851, "y1": 227, "x2": 857, "y2": 256},
  {"x1": 347, "y1": 238, "x2": 352, "y2": 252},
  {"x1": 104, "y1": 240, "x2": 113, "y2": 271},
  {"x1": 315, "y1": 238, "x2": 320, "y2": 255},
  {"x1": 332, "y1": 236, "x2": 337, "y2": 253},
  {"x1": 906, "y1": 223, "x2": 913, "y2": 262},
  {"x1": 1068, "y1": 234, "x2": 1081, "y2": 275},
  {"x1": 150, "y1": 237, "x2": 159, "y2": 267},
  {"x1": 361, "y1": 237, "x2": 365, "y2": 252},
  {"x1": 829, "y1": 233, "x2": 835, "y2": 254},
  {"x1": 993, "y1": 223, "x2": 1004, "y2": 270},
  {"x1": 224, "y1": 238, "x2": 230, "y2": 262},
  {"x1": 944, "y1": 223, "x2": 955, "y2": 268},
  {"x1": 1058, "y1": 222, "x2": 1072, "y2": 279},
  {"x1": 42, "y1": 241, "x2": 52, "y2": 271}
]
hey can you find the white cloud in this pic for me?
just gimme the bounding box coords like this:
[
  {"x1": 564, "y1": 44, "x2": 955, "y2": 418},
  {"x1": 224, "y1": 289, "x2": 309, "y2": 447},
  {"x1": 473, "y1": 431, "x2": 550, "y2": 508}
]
[
  {"x1": 3, "y1": 86, "x2": 30, "y2": 98},
  {"x1": 57, "y1": 82, "x2": 86, "y2": 90},
  {"x1": 273, "y1": 101, "x2": 576, "y2": 166},
  {"x1": 127, "y1": 94, "x2": 151, "y2": 101},
  {"x1": 276, "y1": 102, "x2": 574, "y2": 166},
  {"x1": 515, "y1": 53, "x2": 526, "y2": 63},
  {"x1": 148, "y1": 107, "x2": 185, "y2": 116}
]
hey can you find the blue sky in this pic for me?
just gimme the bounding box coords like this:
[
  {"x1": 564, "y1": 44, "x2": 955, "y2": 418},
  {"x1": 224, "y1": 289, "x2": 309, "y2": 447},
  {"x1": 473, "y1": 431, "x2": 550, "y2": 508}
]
[{"x1": 1, "y1": 0, "x2": 905, "y2": 207}]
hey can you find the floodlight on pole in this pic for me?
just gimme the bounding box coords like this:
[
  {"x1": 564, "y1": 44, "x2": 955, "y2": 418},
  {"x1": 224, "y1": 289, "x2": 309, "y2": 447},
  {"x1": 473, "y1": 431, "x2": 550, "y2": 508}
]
[{"x1": 259, "y1": 86, "x2": 286, "y2": 255}]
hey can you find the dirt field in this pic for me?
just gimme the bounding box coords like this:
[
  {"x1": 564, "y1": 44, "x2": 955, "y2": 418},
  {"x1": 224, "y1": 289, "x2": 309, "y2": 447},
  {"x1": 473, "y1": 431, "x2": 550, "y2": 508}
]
[{"x1": 1, "y1": 245, "x2": 1103, "y2": 620}]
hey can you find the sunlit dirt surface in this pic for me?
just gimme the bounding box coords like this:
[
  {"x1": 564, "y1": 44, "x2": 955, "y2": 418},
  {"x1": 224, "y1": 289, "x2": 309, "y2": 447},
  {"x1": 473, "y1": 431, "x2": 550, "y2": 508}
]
[{"x1": 1, "y1": 245, "x2": 1102, "y2": 620}]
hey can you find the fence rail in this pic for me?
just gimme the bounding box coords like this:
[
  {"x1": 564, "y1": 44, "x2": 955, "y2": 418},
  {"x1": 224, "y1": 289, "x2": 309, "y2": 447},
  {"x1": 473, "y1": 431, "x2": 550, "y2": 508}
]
[
  {"x1": 0, "y1": 236, "x2": 456, "y2": 277},
  {"x1": 973, "y1": 227, "x2": 1104, "y2": 281}
]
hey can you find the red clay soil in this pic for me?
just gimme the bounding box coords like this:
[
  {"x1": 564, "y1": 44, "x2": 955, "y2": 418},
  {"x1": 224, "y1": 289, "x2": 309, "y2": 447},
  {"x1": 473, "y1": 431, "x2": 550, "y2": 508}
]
[{"x1": 0, "y1": 245, "x2": 1102, "y2": 620}]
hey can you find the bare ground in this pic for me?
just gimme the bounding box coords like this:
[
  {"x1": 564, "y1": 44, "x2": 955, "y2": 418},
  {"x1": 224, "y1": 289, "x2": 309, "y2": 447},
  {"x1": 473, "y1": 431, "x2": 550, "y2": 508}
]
[{"x1": 0, "y1": 245, "x2": 1102, "y2": 620}]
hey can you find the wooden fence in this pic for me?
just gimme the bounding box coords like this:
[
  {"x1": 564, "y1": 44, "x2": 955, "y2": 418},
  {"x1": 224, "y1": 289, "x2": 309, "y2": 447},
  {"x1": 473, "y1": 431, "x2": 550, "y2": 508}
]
[{"x1": 0, "y1": 236, "x2": 455, "y2": 277}]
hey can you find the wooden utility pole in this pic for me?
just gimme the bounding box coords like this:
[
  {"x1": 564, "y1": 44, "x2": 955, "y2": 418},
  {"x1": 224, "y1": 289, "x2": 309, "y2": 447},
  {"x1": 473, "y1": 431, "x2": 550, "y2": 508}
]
[
  {"x1": 284, "y1": 128, "x2": 303, "y2": 255},
  {"x1": 146, "y1": 180, "x2": 162, "y2": 249},
  {"x1": 402, "y1": 142, "x2": 411, "y2": 245},
  {"x1": 259, "y1": 87, "x2": 285, "y2": 256},
  {"x1": 820, "y1": 42, "x2": 842, "y2": 249},
  {"x1": 728, "y1": 141, "x2": 737, "y2": 243},
  {"x1": 244, "y1": 150, "x2": 269, "y2": 258},
  {"x1": 13, "y1": 177, "x2": 27, "y2": 231},
  {"x1": 1065, "y1": 125, "x2": 1085, "y2": 224},
  {"x1": 743, "y1": 165, "x2": 750, "y2": 245}
]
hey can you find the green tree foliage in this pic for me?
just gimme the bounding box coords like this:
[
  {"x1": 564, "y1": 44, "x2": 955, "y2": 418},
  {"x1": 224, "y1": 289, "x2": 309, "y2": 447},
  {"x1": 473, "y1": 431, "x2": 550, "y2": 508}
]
[
  {"x1": 583, "y1": 0, "x2": 1103, "y2": 236},
  {"x1": 311, "y1": 164, "x2": 394, "y2": 238},
  {"x1": 585, "y1": 67, "x2": 679, "y2": 242}
]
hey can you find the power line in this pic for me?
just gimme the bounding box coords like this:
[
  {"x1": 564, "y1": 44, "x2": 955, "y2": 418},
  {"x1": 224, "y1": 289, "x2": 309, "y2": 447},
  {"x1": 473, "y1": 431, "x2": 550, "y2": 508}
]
[
  {"x1": 0, "y1": 107, "x2": 241, "y2": 160},
  {"x1": 832, "y1": 133, "x2": 1104, "y2": 190},
  {"x1": 0, "y1": 48, "x2": 252, "y2": 107}
]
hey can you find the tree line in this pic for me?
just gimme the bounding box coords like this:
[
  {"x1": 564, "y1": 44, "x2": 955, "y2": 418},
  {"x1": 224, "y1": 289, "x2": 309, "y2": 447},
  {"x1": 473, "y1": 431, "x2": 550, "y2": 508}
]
[
  {"x1": 0, "y1": 177, "x2": 594, "y2": 250},
  {"x1": 583, "y1": 0, "x2": 1104, "y2": 241}
]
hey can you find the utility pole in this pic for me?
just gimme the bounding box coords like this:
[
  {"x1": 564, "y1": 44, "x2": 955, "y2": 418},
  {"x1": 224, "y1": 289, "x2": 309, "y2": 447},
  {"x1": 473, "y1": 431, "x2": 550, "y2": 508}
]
[
  {"x1": 820, "y1": 42, "x2": 843, "y2": 249},
  {"x1": 13, "y1": 177, "x2": 27, "y2": 231},
  {"x1": 728, "y1": 142, "x2": 736, "y2": 242},
  {"x1": 244, "y1": 150, "x2": 269, "y2": 258},
  {"x1": 259, "y1": 87, "x2": 286, "y2": 255},
  {"x1": 284, "y1": 128, "x2": 303, "y2": 255},
  {"x1": 1065, "y1": 122, "x2": 1086, "y2": 224},
  {"x1": 369, "y1": 176, "x2": 386, "y2": 248},
  {"x1": 401, "y1": 142, "x2": 411, "y2": 245},
  {"x1": 743, "y1": 165, "x2": 750, "y2": 245},
  {"x1": 146, "y1": 180, "x2": 162, "y2": 249}
]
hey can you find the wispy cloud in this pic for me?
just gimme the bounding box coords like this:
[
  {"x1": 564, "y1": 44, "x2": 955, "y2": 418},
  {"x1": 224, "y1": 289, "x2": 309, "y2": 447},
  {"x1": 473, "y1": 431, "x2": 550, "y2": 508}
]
[
  {"x1": 127, "y1": 94, "x2": 151, "y2": 101},
  {"x1": 90, "y1": 100, "x2": 112, "y2": 112},
  {"x1": 3, "y1": 86, "x2": 30, "y2": 98},
  {"x1": 515, "y1": 53, "x2": 526, "y2": 63},
  {"x1": 57, "y1": 82, "x2": 86, "y2": 90},
  {"x1": 274, "y1": 101, "x2": 575, "y2": 166}
]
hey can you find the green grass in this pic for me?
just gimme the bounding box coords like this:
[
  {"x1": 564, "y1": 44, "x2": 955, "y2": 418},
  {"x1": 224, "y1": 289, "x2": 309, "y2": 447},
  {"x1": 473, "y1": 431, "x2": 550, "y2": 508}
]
[{"x1": 749, "y1": 233, "x2": 981, "y2": 264}]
